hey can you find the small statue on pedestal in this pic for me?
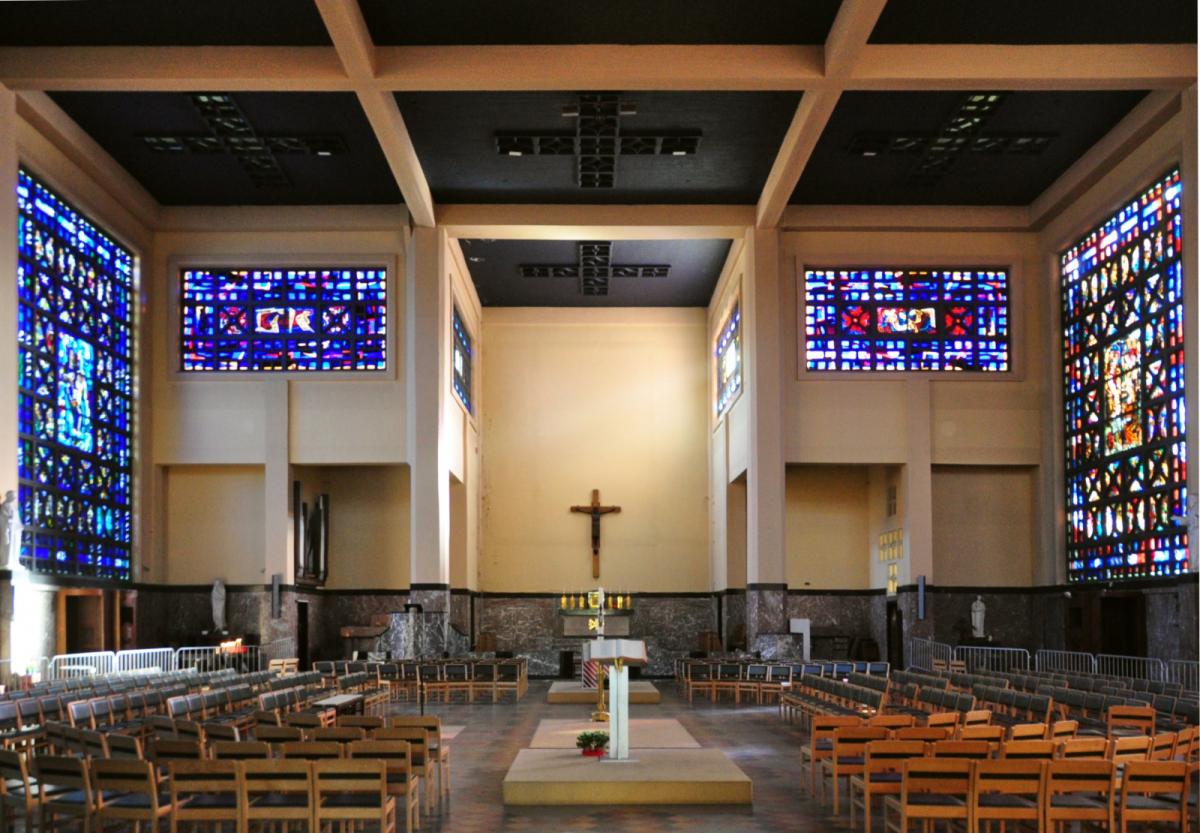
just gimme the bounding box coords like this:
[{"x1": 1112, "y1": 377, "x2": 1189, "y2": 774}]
[
  {"x1": 970, "y1": 595, "x2": 986, "y2": 639},
  {"x1": 211, "y1": 579, "x2": 227, "y2": 633},
  {"x1": 0, "y1": 490, "x2": 21, "y2": 570}
]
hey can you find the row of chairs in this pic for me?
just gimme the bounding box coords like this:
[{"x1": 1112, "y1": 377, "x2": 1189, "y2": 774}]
[{"x1": 780, "y1": 675, "x2": 887, "y2": 725}]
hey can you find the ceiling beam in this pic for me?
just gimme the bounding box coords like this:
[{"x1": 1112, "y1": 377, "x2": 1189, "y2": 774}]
[
  {"x1": 755, "y1": 0, "x2": 889, "y2": 229},
  {"x1": 437, "y1": 204, "x2": 754, "y2": 240},
  {"x1": 850, "y1": 44, "x2": 1197, "y2": 91},
  {"x1": 780, "y1": 204, "x2": 1031, "y2": 231},
  {"x1": 311, "y1": 0, "x2": 435, "y2": 227}
]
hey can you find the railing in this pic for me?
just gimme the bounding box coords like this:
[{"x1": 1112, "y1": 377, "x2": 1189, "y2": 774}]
[
  {"x1": 1096, "y1": 653, "x2": 1167, "y2": 681},
  {"x1": 954, "y1": 645, "x2": 1031, "y2": 673},
  {"x1": 174, "y1": 645, "x2": 263, "y2": 674},
  {"x1": 48, "y1": 651, "x2": 116, "y2": 679},
  {"x1": 115, "y1": 647, "x2": 174, "y2": 674},
  {"x1": 907, "y1": 638, "x2": 954, "y2": 671},
  {"x1": 1035, "y1": 649, "x2": 1097, "y2": 675},
  {"x1": 1167, "y1": 660, "x2": 1199, "y2": 691},
  {"x1": 261, "y1": 636, "x2": 297, "y2": 663}
]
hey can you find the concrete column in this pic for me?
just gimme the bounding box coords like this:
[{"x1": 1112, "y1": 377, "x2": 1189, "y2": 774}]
[
  {"x1": 264, "y1": 378, "x2": 290, "y2": 585},
  {"x1": 407, "y1": 226, "x2": 450, "y2": 587},
  {"x1": 1182, "y1": 84, "x2": 1198, "y2": 573},
  {"x1": 0, "y1": 87, "x2": 17, "y2": 671},
  {"x1": 743, "y1": 228, "x2": 788, "y2": 644},
  {"x1": 903, "y1": 379, "x2": 934, "y2": 586}
]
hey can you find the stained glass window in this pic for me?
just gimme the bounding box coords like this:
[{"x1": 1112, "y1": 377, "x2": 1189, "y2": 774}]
[
  {"x1": 804, "y1": 269, "x2": 1010, "y2": 372},
  {"x1": 180, "y1": 268, "x2": 387, "y2": 371},
  {"x1": 715, "y1": 299, "x2": 742, "y2": 416},
  {"x1": 452, "y1": 306, "x2": 473, "y2": 414},
  {"x1": 1061, "y1": 168, "x2": 1187, "y2": 582},
  {"x1": 17, "y1": 169, "x2": 134, "y2": 580}
]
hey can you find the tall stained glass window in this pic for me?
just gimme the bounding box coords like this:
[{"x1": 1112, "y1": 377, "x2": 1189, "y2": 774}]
[
  {"x1": 804, "y1": 269, "x2": 1010, "y2": 371},
  {"x1": 715, "y1": 299, "x2": 742, "y2": 415},
  {"x1": 452, "y1": 306, "x2": 473, "y2": 414},
  {"x1": 1061, "y1": 168, "x2": 1187, "y2": 582},
  {"x1": 17, "y1": 169, "x2": 134, "y2": 580},
  {"x1": 180, "y1": 268, "x2": 387, "y2": 371}
]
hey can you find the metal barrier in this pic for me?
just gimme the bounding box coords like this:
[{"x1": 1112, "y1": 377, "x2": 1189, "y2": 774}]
[
  {"x1": 1035, "y1": 649, "x2": 1097, "y2": 675},
  {"x1": 907, "y1": 638, "x2": 954, "y2": 671},
  {"x1": 175, "y1": 645, "x2": 263, "y2": 674},
  {"x1": 115, "y1": 647, "x2": 174, "y2": 674},
  {"x1": 1167, "y1": 660, "x2": 1199, "y2": 691},
  {"x1": 48, "y1": 651, "x2": 116, "y2": 680},
  {"x1": 261, "y1": 636, "x2": 297, "y2": 662},
  {"x1": 1096, "y1": 653, "x2": 1167, "y2": 681},
  {"x1": 954, "y1": 645, "x2": 1030, "y2": 673}
]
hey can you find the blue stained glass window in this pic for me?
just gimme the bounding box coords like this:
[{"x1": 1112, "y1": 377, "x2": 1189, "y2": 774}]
[
  {"x1": 1061, "y1": 168, "x2": 1187, "y2": 583},
  {"x1": 16, "y1": 169, "x2": 134, "y2": 581},
  {"x1": 715, "y1": 299, "x2": 742, "y2": 416},
  {"x1": 803, "y1": 269, "x2": 1010, "y2": 372},
  {"x1": 180, "y1": 268, "x2": 387, "y2": 371},
  {"x1": 452, "y1": 306, "x2": 473, "y2": 414}
]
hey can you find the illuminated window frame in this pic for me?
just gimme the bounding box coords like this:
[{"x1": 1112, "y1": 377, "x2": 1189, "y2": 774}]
[
  {"x1": 452, "y1": 306, "x2": 474, "y2": 414},
  {"x1": 715, "y1": 297, "x2": 742, "y2": 417}
]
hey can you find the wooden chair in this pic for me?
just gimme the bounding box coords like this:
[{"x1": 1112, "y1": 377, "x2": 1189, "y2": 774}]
[
  {"x1": 930, "y1": 740, "x2": 991, "y2": 760},
  {"x1": 882, "y1": 758, "x2": 972, "y2": 833},
  {"x1": 801, "y1": 716, "x2": 863, "y2": 797},
  {"x1": 1001, "y1": 740, "x2": 1057, "y2": 761},
  {"x1": 1116, "y1": 760, "x2": 1190, "y2": 833},
  {"x1": 253, "y1": 725, "x2": 303, "y2": 745},
  {"x1": 1049, "y1": 720, "x2": 1078, "y2": 742},
  {"x1": 1044, "y1": 759, "x2": 1114, "y2": 833},
  {"x1": 962, "y1": 709, "x2": 992, "y2": 728},
  {"x1": 926, "y1": 712, "x2": 960, "y2": 731},
  {"x1": 388, "y1": 717, "x2": 449, "y2": 803},
  {"x1": 313, "y1": 759, "x2": 395, "y2": 833},
  {"x1": 1010, "y1": 723, "x2": 1049, "y2": 742},
  {"x1": 240, "y1": 758, "x2": 314, "y2": 833},
  {"x1": 0, "y1": 748, "x2": 41, "y2": 833},
  {"x1": 893, "y1": 727, "x2": 950, "y2": 742},
  {"x1": 374, "y1": 727, "x2": 435, "y2": 813},
  {"x1": 168, "y1": 759, "x2": 240, "y2": 833},
  {"x1": 211, "y1": 740, "x2": 271, "y2": 760},
  {"x1": 970, "y1": 758, "x2": 1046, "y2": 833},
  {"x1": 92, "y1": 759, "x2": 173, "y2": 833},
  {"x1": 1110, "y1": 735, "x2": 1152, "y2": 763},
  {"x1": 959, "y1": 725, "x2": 1004, "y2": 743},
  {"x1": 1058, "y1": 737, "x2": 1110, "y2": 760},
  {"x1": 1107, "y1": 704, "x2": 1156, "y2": 737},
  {"x1": 348, "y1": 740, "x2": 420, "y2": 833},
  {"x1": 820, "y1": 726, "x2": 890, "y2": 815},
  {"x1": 280, "y1": 741, "x2": 342, "y2": 761},
  {"x1": 35, "y1": 756, "x2": 94, "y2": 833},
  {"x1": 1150, "y1": 731, "x2": 1179, "y2": 761},
  {"x1": 684, "y1": 663, "x2": 716, "y2": 705},
  {"x1": 848, "y1": 740, "x2": 927, "y2": 833}
]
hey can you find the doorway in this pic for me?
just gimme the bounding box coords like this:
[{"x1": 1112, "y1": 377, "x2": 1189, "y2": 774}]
[
  {"x1": 59, "y1": 590, "x2": 107, "y2": 654},
  {"x1": 886, "y1": 600, "x2": 904, "y2": 669},
  {"x1": 296, "y1": 601, "x2": 310, "y2": 670},
  {"x1": 1098, "y1": 594, "x2": 1146, "y2": 657}
]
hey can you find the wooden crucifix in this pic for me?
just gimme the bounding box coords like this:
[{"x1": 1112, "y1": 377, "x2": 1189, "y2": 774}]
[{"x1": 570, "y1": 489, "x2": 621, "y2": 578}]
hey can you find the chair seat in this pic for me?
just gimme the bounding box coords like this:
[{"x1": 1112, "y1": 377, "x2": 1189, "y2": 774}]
[
  {"x1": 908, "y1": 794, "x2": 966, "y2": 807},
  {"x1": 45, "y1": 790, "x2": 92, "y2": 806},
  {"x1": 867, "y1": 772, "x2": 902, "y2": 784},
  {"x1": 104, "y1": 792, "x2": 171, "y2": 809},
  {"x1": 1124, "y1": 795, "x2": 1186, "y2": 811}
]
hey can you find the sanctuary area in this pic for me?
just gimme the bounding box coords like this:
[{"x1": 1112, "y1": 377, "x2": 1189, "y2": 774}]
[{"x1": 0, "y1": 1, "x2": 1196, "y2": 831}]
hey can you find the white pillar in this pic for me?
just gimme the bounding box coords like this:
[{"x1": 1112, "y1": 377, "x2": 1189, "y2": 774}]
[
  {"x1": 0, "y1": 86, "x2": 17, "y2": 530},
  {"x1": 606, "y1": 663, "x2": 630, "y2": 761}
]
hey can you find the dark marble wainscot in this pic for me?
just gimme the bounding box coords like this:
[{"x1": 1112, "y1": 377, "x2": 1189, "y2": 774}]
[
  {"x1": 721, "y1": 590, "x2": 746, "y2": 650},
  {"x1": 630, "y1": 595, "x2": 718, "y2": 676},
  {"x1": 786, "y1": 590, "x2": 887, "y2": 659}
]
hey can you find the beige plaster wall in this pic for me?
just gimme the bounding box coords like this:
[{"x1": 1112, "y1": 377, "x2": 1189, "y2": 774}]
[
  {"x1": 931, "y1": 465, "x2": 1037, "y2": 587},
  {"x1": 785, "y1": 465, "x2": 871, "y2": 589},
  {"x1": 480, "y1": 308, "x2": 709, "y2": 592},
  {"x1": 164, "y1": 464, "x2": 265, "y2": 585}
]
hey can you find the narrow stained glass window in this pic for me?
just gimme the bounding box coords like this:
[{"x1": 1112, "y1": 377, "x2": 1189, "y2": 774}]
[
  {"x1": 17, "y1": 169, "x2": 134, "y2": 580},
  {"x1": 180, "y1": 268, "x2": 387, "y2": 371},
  {"x1": 715, "y1": 299, "x2": 742, "y2": 416},
  {"x1": 1061, "y1": 168, "x2": 1187, "y2": 582},
  {"x1": 452, "y1": 306, "x2": 473, "y2": 414},
  {"x1": 803, "y1": 269, "x2": 1010, "y2": 372}
]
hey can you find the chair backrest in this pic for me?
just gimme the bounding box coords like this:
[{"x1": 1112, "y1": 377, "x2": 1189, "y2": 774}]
[
  {"x1": 1008, "y1": 723, "x2": 1048, "y2": 742},
  {"x1": 959, "y1": 725, "x2": 1004, "y2": 742},
  {"x1": 1045, "y1": 758, "x2": 1114, "y2": 801},
  {"x1": 66, "y1": 700, "x2": 93, "y2": 728},
  {"x1": 80, "y1": 729, "x2": 109, "y2": 760},
  {"x1": 1119, "y1": 760, "x2": 1189, "y2": 804},
  {"x1": 347, "y1": 739, "x2": 412, "y2": 779},
  {"x1": 212, "y1": 741, "x2": 271, "y2": 760},
  {"x1": 962, "y1": 709, "x2": 992, "y2": 727},
  {"x1": 832, "y1": 726, "x2": 891, "y2": 760},
  {"x1": 1109, "y1": 734, "x2": 1152, "y2": 762},
  {"x1": 971, "y1": 758, "x2": 1046, "y2": 805},
  {"x1": 280, "y1": 741, "x2": 342, "y2": 760},
  {"x1": 33, "y1": 755, "x2": 91, "y2": 797},
  {"x1": 809, "y1": 715, "x2": 863, "y2": 751},
  {"x1": 91, "y1": 759, "x2": 159, "y2": 808},
  {"x1": 1149, "y1": 731, "x2": 1177, "y2": 761},
  {"x1": 311, "y1": 727, "x2": 366, "y2": 744},
  {"x1": 254, "y1": 725, "x2": 304, "y2": 744},
  {"x1": 106, "y1": 733, "x2": 143, "y2": 760},
  {"x1": 1106, "y1": 704, "x2": 1155, "y2": 736},
  {"x1": 930, "y1": 740, "x2": 991, "y2": 760},
  {"x1": 1057, "y1": 737, "x2": 1109, "y2": 760},
  {"x1": 240, "y1": 758, "x2": 314, "y2": 811},
  {"x1": 894, "y1": 727, "x2": 950, "y2": 742},
  {"x1": 169, "y1": 758, "x2": 241, "y2": 804},
  {"x1": 337, "y1": 716, "x2": 384, "y2": 730},
  {"x1": 148, "y1": 738, "x2": 204, "y2": 764},
  {"x1": 868, "y1": 714, "x2": 915, "y2": 730},
  {"x1": 1050, "y1": 720, "x2": 1078, "y2": 740},
  {"x1": 372, "y1": 727, "x2": 428, "y2": 765},
  {"x1": 203, "y1": 722, "x2": 240, "y2": 743},
  {"x1": 313, "y1": 758, "x2": 387, "y2": 807},
  {"x1": 1000, "y1": 740, "x2": 1056, "y2": 760},
  {"x1": 900, "y1": 757, "x2": 972, "y2": 798},
  {"x1": 0, "y1": 748, "x2": 30, "y2": 792},
  {"x1": 926, "y1": 712, "x2": 959, "y2": 729},
  {"x1": 287, "y1": 713, "x2": 322, "y2": 729},
  {"x1": 863, "y1": 740, "x2": 928, "y2": 780}
]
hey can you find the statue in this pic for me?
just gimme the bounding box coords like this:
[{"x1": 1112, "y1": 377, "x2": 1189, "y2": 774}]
[
  {"x1": 0, "y1": 490, "x2": 21, "y2": 570},
  {"x1": 211, "y1": 579, "x2": 227, "y2": 633},
  {"x1": 970, "y1": 595, "x2": 986, "y2": 639}
]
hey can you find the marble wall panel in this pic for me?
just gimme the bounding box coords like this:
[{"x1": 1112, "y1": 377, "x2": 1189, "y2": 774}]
[{"x1": 722, "y1": 591, "x2": 746, "y2": 650}]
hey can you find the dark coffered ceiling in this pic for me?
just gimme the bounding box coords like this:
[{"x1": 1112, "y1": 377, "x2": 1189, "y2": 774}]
[
  {"x1": 460, "y1": 239, "x2": 732, "y2": 307},
  {"x1": 47, "y1": 92, "x2": 402, "y2": 206},
  {"x1": 790, "y1": 90, "x2": 1148, "y2": 205},
  {"x1": 394, "y1": 91, "x2": 802, "y2": 204}
]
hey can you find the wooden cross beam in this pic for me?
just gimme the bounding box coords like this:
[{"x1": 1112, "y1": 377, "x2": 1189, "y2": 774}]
[
  {"x1": 519, "y1": 241, "x2": 669, "y2": 296},
  {"x1": 495, "y1": 92, "x2": 701, "y2": 189},
  {"x1": 570, "y1": 489, "x2": 621, "y2": 579}
]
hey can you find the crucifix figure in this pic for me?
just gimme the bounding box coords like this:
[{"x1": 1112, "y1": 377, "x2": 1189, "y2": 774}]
[{"x1": 570, "y1": 489, "x2": 621, "y2": 578}]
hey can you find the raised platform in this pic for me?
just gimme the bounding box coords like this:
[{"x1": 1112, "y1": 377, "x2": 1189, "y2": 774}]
[
  {"x1": 546, "y1": 680, "x2": 661, "y2": 704},
  {"x1": 502, "y1": 748, "x2": 752, "y2": 805},
  {"x1": 530, "y1": 718, "x2": 698, "y2": 749}
]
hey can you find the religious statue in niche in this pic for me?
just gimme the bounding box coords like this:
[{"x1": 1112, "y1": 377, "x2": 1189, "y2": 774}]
[
  {"x1": 211, "y1": 579, "x2": 227, "y2": 633},
  {"x1": 0, "y1": 491, "x2": 21, "y2": 570},
  {"x1": 293, "y1": 480, "x2": 329, "y2": 585},
  {"x1": 970, "y1": 595, "x2": 987, "y2": 639}
]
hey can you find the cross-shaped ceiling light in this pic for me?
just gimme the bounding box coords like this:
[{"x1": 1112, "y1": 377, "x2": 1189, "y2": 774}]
[
  {"x1": 519, "y1": 241, "x2": 670, "y2": 296},
  {"x1": 140, "y1": 93, "x2": 347, "y2": 187},
  {"x1": 496, "y1": 92, "x2": 701, "y2": 189}
]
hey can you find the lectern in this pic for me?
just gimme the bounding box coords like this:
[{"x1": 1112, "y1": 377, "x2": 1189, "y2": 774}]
[{"x1": 584, "y1": 638, "x2": 648, "y2": 760}]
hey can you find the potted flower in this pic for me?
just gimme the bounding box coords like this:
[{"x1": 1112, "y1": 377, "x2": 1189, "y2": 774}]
[{"x1": 576, "y1": 730, "x2": 609, "y2": 757}]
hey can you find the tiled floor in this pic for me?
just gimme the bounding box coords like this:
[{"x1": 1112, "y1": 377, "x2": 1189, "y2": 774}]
[{"x1": 392, "y1": 680, "x2": 841, "y2": 832}]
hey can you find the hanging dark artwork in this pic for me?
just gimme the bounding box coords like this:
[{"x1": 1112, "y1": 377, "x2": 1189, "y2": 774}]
[{"x1": 293, "y1": 480, "x2": 329, "y2": 585}]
